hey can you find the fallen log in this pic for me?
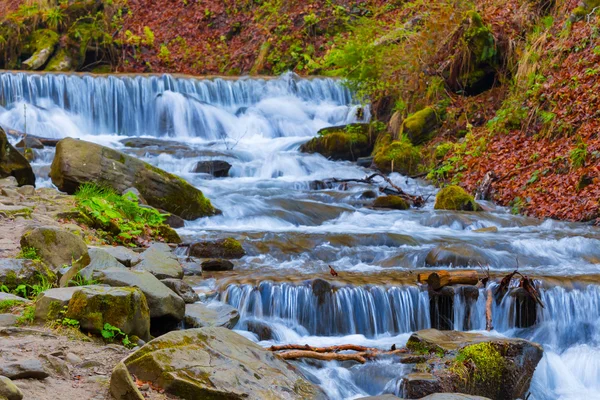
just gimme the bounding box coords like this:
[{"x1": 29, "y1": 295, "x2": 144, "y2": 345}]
[
  {"x1": 427, "y1": 270, "x2": 479, "y2": 290},
  {"x1": 268, "y1": 344, "x2": 372, "y2": 353},
  {"x1": 486, "y1": 286, "x2": 494, "y2": 331},
  {"x1": 275, "y1": 349, "x2": 409, "y2": 364},
  {"x1": 417, "y1": 272, "x2": 432, "y2": 284}
]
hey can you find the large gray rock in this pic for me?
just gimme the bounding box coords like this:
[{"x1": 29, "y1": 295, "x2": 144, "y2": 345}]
[
  {"x1": 20, "y1": 226, "x2": 89, "y2": 269},
  {"x1": 425, "y1": 244, "x2": 487, "y2": 268},
  {"x1": 0, "y1": 127, "x2": 35, "y2": 187},
  {"x1": 110, "y1": 327, "x2": 325, "y2": 400},
  {"x1": 0, "y1": 259, "x2": 54, "y2": 291},
  {"x1": 98, "y1": 246, "x2": 139, "y2": 268},
  {"x1": 160, "y1": 278, "x2": 199, "y2": 304},
  {"x1": 0, "y1": 359, "x2": 49, "y2": 380},
  {"x1": 50, "y1": 137, "x2": 219, "y2": 220},
  {"x1": 66, "y1": 286, "x2": 151, "y2": 341},
  {"x1": 132, "y1": 243, "x2": 183, "y2": 279},
  {"x1": 95, "y1": 268, "x2": 185, "y2": 323},
  {"x1": 76, "y1": 247, "x2": 127, "y2": 281},
  {"x1": 35, "y1": 286, "x2": 105, "y2": 320},
  {"x1": 0, "y1": 293, "x2": 29, "y2": 303},
  {"x1": 403, "y1": 329, "x2": 543, "y2": 400},
  {"x1": 184, "y1": 301, "x2": 240, "y2": 329},
  {"x1": 0, "y1": 375, "x2": 23, "y2": 400}
]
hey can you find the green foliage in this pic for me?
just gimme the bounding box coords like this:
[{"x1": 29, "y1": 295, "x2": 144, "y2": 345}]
[
  {"x1": 43, "y1": 7, "x2": 65, "y2": 30},
  {"x1": 142, "y1": 26, "x2": 155, "y2": 46},
  {"x1": 101, "y1": 323, "x2": 133, "y2": 348},
  {"x1": 75, "y1": 183, "x2": 168, "y2": 246},
  {"x1": 510, "y1": 196, "x2": 527, "y2": 215},
  {"x1": 527, "y1": 169, "x2": 540, "y2": 185},
  {"x1": 17, "y1": 246, "x2": 41, "y2": 261},
  {"x1": 0, "y1": 300, "x2": 20, "y2": 312},
  {"x1": 68, "y1": 272, "x2": 100, "y2": 287},
  {"x1": 61, "y1": 317, "x2": 80, "y2": 328},
  {"x1": 158, "y1": 44, "x2": 172, "y2": 64},
  {"x1": 434, "y1": 142, "x2": 454, "y2": 159},
  {"x1": 0, "y1": 284, "x2": 9, "y2": 293},
  {"x1": 12, "y1": 273, "x2": 53, "y2": 300},
  {"x1": 569, "y1": 138, "x2": 588, "y2": 168},
  {"x1": 16, "y1": 305, "x2": 35, "y2": 325}
]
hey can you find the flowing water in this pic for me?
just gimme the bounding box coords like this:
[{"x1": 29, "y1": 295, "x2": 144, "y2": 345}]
[{"x1": 1, "y1": 71, "x2": 599, "y2": 399}]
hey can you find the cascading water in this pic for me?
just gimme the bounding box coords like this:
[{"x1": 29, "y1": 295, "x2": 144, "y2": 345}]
[{"x1": 1, "y1": 71, "x2": 599, "y2": 399}]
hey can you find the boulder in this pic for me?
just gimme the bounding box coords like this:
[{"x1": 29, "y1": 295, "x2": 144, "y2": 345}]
[
  {"x1": 373, "y1": 134, "x2": 422, "y2": 175},
  {"x1": 184, "y1": 301, "x2": 240, "y2": 329},
  {"x1": 403, "y1": 329, "x2": 543, "y2": 400},
  {"x1": 50, "y1": 137, "x2": 219, "y2": 220},
  {"x1": 181, "y1": 258, "x2": 203, "y2": 276},
  {"x1": 0, "y1": 376, "x2": 23, "y2": 400},
  {"x1": 373, "y1": 195, "x2": 410, "y2": 210},
  {"x1": 132, "y1": 243, "x2": 183, "y2": 279},
  {"x1": 425, "y1": 244, "x2": 487, "y2": 268},
  {"x1": 189, "y1": 238, "x2": 245, "y2": 259},
  {"x1": 200, "y1": 259, "x2": 234, "y2": 272},
  {"x1": 109, "y1": 327, "x2": 325, "y2": 400},
  {"x1": 434, "y1": 186, "x2": 482, "y2": 211},
  {"x1": 66, "y1": 286, "x2": 151, "y2": 341},
  {"x1": 75, "y1": 247, "x2": 127, "y2": 282},
  {"x1": 164, "y1": 213, "x2": 185, "y2": 228},
  {"x1": 16, "y1": 185, "x2": 35, "y2": 196},
  {"x1": 97, "y1": 246, "x2": 139, "y2": 268},
  {"x1": 20, "y1": 226, "x2": 89, "y2": 269},
  {"x1": 35, "y1": 286, "x2": 105, "y2": 320},
  {"x1": 0, "y1": 359, "x2": 49, "y2": 380},
  {"x1": 401, "y1": 107, "x2": 440, "y2": 145},
  {"x1": 95, "y1": 268, "x2": 185, "y2": 324},
  {"x1": 22, "y1": 29, "x2": 58, "y2": 70},
  {"x1": 15, "y1": 136, "x2": 44, "y2": 149},
  {"x1": 300, "y1": 123, "x2": 372, "y2": 161},
  {"x1": 45, "y1": 48, "x2": 73, "y2": 72},
  {"x1": 0, "y1": 259, "x2": 55, "y2": 291},
  {"x1": 0, "y1": 127, "x2": 35, "y2": 187},
  {"x1": 0, "y1": 177, "x2": 18, "y2": 188},
  {"x1": 193, "y1": 160, "x2": 232, "y2": 177},
  {"x1": 160, "y1": 278, "x2": 199, "y2": 304}
]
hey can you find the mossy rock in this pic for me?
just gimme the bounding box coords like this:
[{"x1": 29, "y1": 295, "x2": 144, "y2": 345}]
[
  {"x1": 372, "y1": 195, "x2": 410, "y2": 210},
  {"x1": 372, "y1": 134, "x2": 423, "y2": 175},
  {"x1": 401, "y1": 107, "x2": 440, "y2": 145},
  {"x1": 110, "y1": 327, "x2": 325, "y2": 400},
  {"x1": 300, "y1": 123, "x2": 373, "y2": 161},
  {"x1": 21, "y1": 29, "x2": 59, "y2": 70},
  {"x1": 45, "y1": 48, "x2": 74, "y2": 72},
  {"x1": 189, "y1": 238, "x2": 246, "y2": 259},
  {"x1": 0, "y1": 258, "x2": 56, "y2": 292},
  {"x1": 50, "y1": 138, "x2": 219, "y2": 220},
  {"x1": 66, "y1": 286, "x2": 151, "y2": 341},
  {"x1": 434, "y1": 185, "x2": 482, "y2": 211},
  {"x1": 20, "y1": 226, "x2": 90, "y2": 269},
  {"x1": 0, "y1": 127, "x2": 36, "y2": 187}
]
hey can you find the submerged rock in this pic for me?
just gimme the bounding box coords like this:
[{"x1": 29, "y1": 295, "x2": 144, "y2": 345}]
[
  {"x1": 300, "y1": 123, "x2": 373, "y2": 161},
  {"x1": 0, "y1": 127, "x2": 35, "y2": 187},
  {"x1": 200, "y1": 259, "x2": 234, "y2": 271},
  {"x1": 192, "y1": 160, "x2": 232, "y2": 177},
  {"x1": 50, "y1": 138, "x2": 219, "y2": 220},
  {"x1": 403, "y1": 329, "x2": 543, "y2": 400},
  {"x1": 109, "y1": 327, "x2": 325, "y2": 400},
  {"x1": 184, "y1": 301, "x2": 240, "y2": 329},
  {"x1": 434, "y1": 185, "x2": 482, "y2": 211},
  {"x1": 66, "y1": 286, "x2": 151, "y2": 341},
  {"x1": 20, "y1": 226, "x2": 89, "y2": 269},
  {"x1": 373, "y1": 195, "x2": 410, "y2": 210},
  {"x1": 189, "y1": 238, "x2": 246, "y2": 259}
]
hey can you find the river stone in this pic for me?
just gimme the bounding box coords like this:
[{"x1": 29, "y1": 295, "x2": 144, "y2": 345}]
[
  {"x1": 0, "y1": 375, "x2": 23, "y2": 400},
  {"x1": 35, "y1": 286, "x2": 106, "y2": 320},
  {"x1": 50, "y1": 137, "x2": 219, "y2": 220},
  {"x1": 425, "y1": 244, "x2": 487, "y2": 268},
  {"x1": 189, "y1": 238, "x2": 246, "y2": 259},
  {"x1": 0, "y1": 127, "x2": 35, "y2": 187},
  {"x1": 0, "y1": 259, "x2": 54, "y2": 291},
  {"x1": 15, "y1": 136, "x2": 44, "y2": 149},
  {"x1": 132, "y1": 243, "x2": 183, "y2": 279},
  {"x1": 0, "y1": 359, "x2": 49, "y2": 380},
  {"x1": 200, "y1": 259, "x2": 234, "y2": 271},
  {"x1": 66, "y1": 286, "x2": 151, "y2": 341},
  {"x1": 76, "y1": 248, "x2": 127, "y2": 282},
  {"x1": 160, "y1": 278, "x2": 199, "y2": 304},
  {"x1": 192, "y1": 160, "x2": 232, "y2": 177},
  {"x1": 184, "y1": 301, "x2": 240, "y2": 329},
  {"x1": 95, "y1": 268, "x2": 185, "y2": 323},
  {"x1": 181, "y1": 258, "x2": 203, "y2": 276},
  {"x1": 110, "y1": 327, "x2": 326, "y2": 400},
  {"x1": 404, "y1": 329, "x2": 543, "y2": 400},
  {"x1": 20, "y1": 226, "x2": 89, "y2": 269},
  {"x1": 98, "y1": 246, "x2": 139, "y2": 268}
]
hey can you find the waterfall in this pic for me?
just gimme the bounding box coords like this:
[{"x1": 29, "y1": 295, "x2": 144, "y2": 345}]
[{"x1": 0, "y1": 72, "x2": 365, "y2": 140}]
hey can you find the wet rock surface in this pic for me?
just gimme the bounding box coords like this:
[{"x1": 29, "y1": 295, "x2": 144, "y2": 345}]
[
  {"x1": 0, "y1": 127, "x2": 35, "y2": 187},
  {"x1": 184, "y1": 301, "x2": 240, "y2": 329}
]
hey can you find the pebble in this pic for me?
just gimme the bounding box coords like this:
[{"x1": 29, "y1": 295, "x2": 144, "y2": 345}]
[{"x1": 65, "y1": 352, "x2": 82, "y2": 365}]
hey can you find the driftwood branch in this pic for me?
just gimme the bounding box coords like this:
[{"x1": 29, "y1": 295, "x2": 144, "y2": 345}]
[
  {"x1": 270, "y1": 344, "x2": 408, "y2": 364},
  {"x1": 327, "y1": 173, "x2": 425, "y2": 207},
  {"x1": 486, "y1": 286, "x2": 494, "y2": 331},
  {"x1": 269, "y1": 344, "x2": 371, "y2": 353}
]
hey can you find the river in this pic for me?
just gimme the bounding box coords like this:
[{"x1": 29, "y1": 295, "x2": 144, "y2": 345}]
[{"x1": 0, "y1": 71, "x2": 599, "y2": 399}]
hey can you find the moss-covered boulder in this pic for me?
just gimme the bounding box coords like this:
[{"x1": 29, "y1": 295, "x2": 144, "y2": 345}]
[
  {"x1": 300, "y1": 123, "x2": 373, "y2": 161},
  {"x1": 50, "y1": 138, "x2": 219, "y2": 220},
  {"x1": 434, "y1": 185, "x2": 482, "y2": 211},
  {"x1": 372, "y1": 134, "x2": 423, "y2": 175},
  {"x1": 189, "y1": 238, "x2": 246, "y2": 259},
  {"x1": 372, "y1": 195, "x2": 410, "y2": 210},
  {"x1": 131, "y1": 243, "x2": 183, "y2": 280},
  {"x1": 403, "y1": 329, "x2": 543, "y2": 399},
  {"x1": 401, "y1": 107, "x2": 440, "y2": 145},
  {"x1": 109, "y1": 327, "x2": 326, "y2": 400},
  {"x1": 21, "y1": 29, "x2": 59, "y2": 70},
  {"x1": 20, "y1": 226, "x2": 89, "y2": 269},
  {"x1": 0, "y1": 259, "x2": 56, "y2": 292},
  {"x1": 35, "y1": 286, "x2": 105, "y2": 321},
  {"x1": 0, "y1": 128, "x2": 35, "y2": 187},
  {"x1": 45, "y1": 48, "x2": 74, "y2": 72},
  {"x1": 184, "y1": 302, "x2": 240, "y2": 329},
  {"x1": 66, "y1": 286, "x2": 151, "y2": 341}
]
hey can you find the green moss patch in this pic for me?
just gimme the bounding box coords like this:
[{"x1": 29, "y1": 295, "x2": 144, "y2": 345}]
[
  {"x1": 372, "y1": 135, "x2": 423, "y2": 175},
  {"x1": 434, "y1": 185, "x2": 481, "y2": 211}
]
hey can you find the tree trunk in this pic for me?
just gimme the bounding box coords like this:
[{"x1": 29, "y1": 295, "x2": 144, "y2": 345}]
[{"x1": 427, "y1": 270, "x2": 478, "y2": 290}]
